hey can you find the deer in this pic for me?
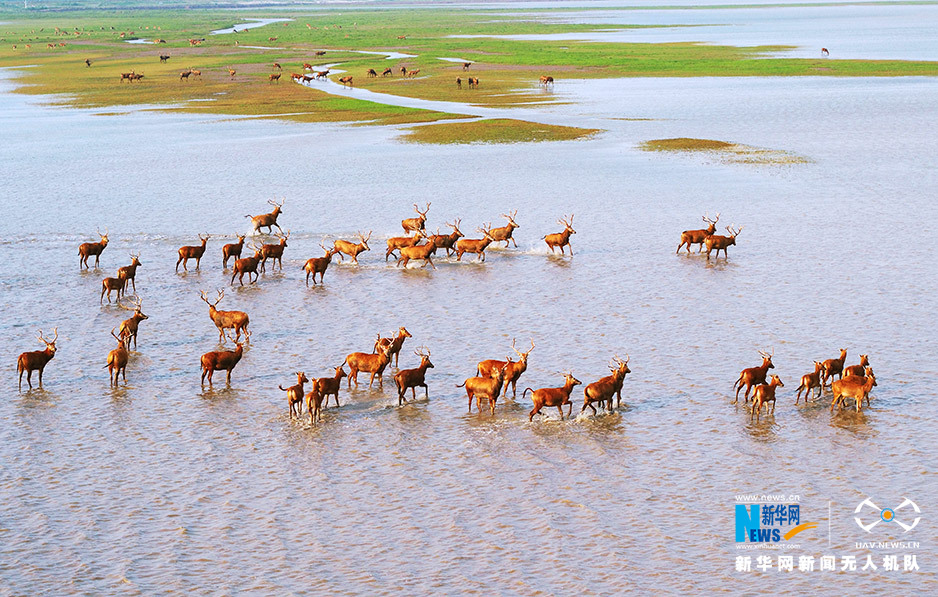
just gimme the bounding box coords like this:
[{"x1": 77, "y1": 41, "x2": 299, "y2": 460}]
[
  {"x1": 200, "y1": 342, "x2": 244, "y2": 387},
  {"x1": 539, "y1": 75, "x2": 554, "y2": 85},
  {"x1": 821, "y1": 47, "x2": 830, "y2": 57},
  {"x1": 476, "y1": 338, "x2": 535, "y2": 398},
  {"x1": 334, "y1": 231, "x2": 371, "y2": 264},
  {"x1": 455, "y1": 224, "x2": 496, "y2": 262},
  {"x1": 394, "y1": 347, "x2": 434, "y2": 406},
  {"x1": 676, "y1": 213, "x2": 720, "y2": 254},
  {"x1": 367, "y1": 68, "x2": 378, "y2": 77},
  {"x1": 280, "y1": 372, "x2": 310, "y2": 419},
  {"x1": 259, "y1": 231, "x2": 289, "y2": 272},
  {"x1": 246, "y1": 198, "x2": 284, "y2": 234},
  {"x1": 339, "y1": 76, "x2": 353, "y2": 86},
  {"x1": 751, "y1": 375, "x2": 784, "y2": 421},
  {"x1": 17, "y1": 328, "x2": 57, "y2": 391},
  {"x1": 222, "y1": 235, "x2": 246, "y2": 268},
  {"x1": 843, "y1": 354, "x2": 872, "y2": 379},
  {"x1": 489, "y1": 210, "x2": 520, "y2": 248},
  {"x1": 345, "y1": 342, "x2": 392, "y2": 389},
  {"x1": 159, "y1": 54, "x2": 170, "y2": 63},
  {"x1": 374, "y1": 327, "x2": 412, "y2": 368},
  {"x1": 733, "y1": 349, "x2": 774, "y2": 404},
  {"x1": 189, "y1": 69, "x2": 201, "y2": 79},
  {"x1": 119, "y1": 70, "x2": 136, "y2": 82},
  {"x1": 231, "y1": 245, "x2": 263, "y2": 286},
  {"x1": 397, "y1": 242, "x2": 437, "y2": 269},
  {"x1": 176, "y1": 234, "x2": 209, "y2": 272},
  {"x1": 100, "y1": 275, "x2": 126, "y2": 305},
  {"x1": 704, "y1": 225, "x2": 742, "y2": 260},
  {"x1": 305, "y1": 385, "x2": 325, "y2": 424},
  {"x1": 130, "y1": 73, "x2": 145, "y2": 82},
  {"x1": 386, "y1": 231, "x2": 424, "y2": 261},
  {"x1": 820, "y1": 348, "x2": 848, "y2": 387},
  {"x1": 200, "y1": 289, "x2": 250, "y2": 343},
  {"x1": 180, "y1": 69, "x2": 191, "y2": 81},
  {"x1": 402, "y1": 202, "x2": 431, "y2": 235},
  {"x1": 227, "y1": 68, "x2": 236, "y2": 78},
  {"x1": 525, "y1": 372, "x2": 582, "y2": 422},
  {"x1": 79, "y1": 229, "x2": 109, "y2": 269},
  {"x1": 303, "y1": 62, "x2": 313, "y2": 71},
  {"x1": 582, "y1": 355, "x2": 631, "y2": 414},
  {"x1": 314, "y1": 365, "x2": 347, "y2": 409},
  {"x1": 831, "y1": 368, "x2": 876, "y2": 412},
  {"x1": 315, "y1": 51, "x2": 327, "y2": 56},
  {"x1": 428, "y1": 219, "x2": 464, "y2": 256},
  {"x1": 406, "y1": 69, "x2": 420, "y2": 78},
  {"x1": 795, "y1": 361, "x2": 824, "y2": 404},
  {"x1": 117, "y1": 253, "x2": 141, "y2": 293},
  {"x1": 463, "y1": 62, "x2": 471, "y2": 71},
  {"x1": 456, "y1": 77, "x2": 462, "y2": 88},
  {"x1": 291, "y1": 73, "x2": 303, "y2": 82},
  {"x1": 105, "y1": 327, "x2": 129, "y2": 386},
  {"x1": 316, "y1": 70, "x2": 330, "y2": 80},
  {"x1": 382, "y1": 67, "x2": 392, "y2": 76},
  {"x1": 458, "y1": 360, "x2": 510, "y2": 415},
  {"x1": 467, "y1": 77, "x2": 479, "y2": 88},
  {"x1": 303, "y1": 241, "x2": 340, "y2": 286},
  {"x1": 544, "y1": 215, "x2": 575, "y2": 255},
  {"x1": 269, "y1": 73, "x2": 281, "y2": 83},
  {"x1": 400, "y1": 66, "x2": 407, "y2": 77},
  {"x1": 117, "y1": 296, "x2": 148, "y2": 350}
]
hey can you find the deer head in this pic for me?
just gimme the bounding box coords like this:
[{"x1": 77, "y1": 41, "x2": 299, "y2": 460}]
[
  {"x1": 559, "y1": 214, "x2": 576, "y2": 234},
  {"x1": 758, "y1": 349, "x2": 775, "y2": 369},
  {"x1": 416, "y1": 346, "x2": 434, "y2": 368},
  {"x1": 414, "y1": 202, "x2": 430, "y2": 219},
  {"x1": 511, "y1": 338, "x2": 535, "y2": 363},
  {"x1": 110, "y1": 326, "x2": 127, "y2": 348},
  {"x1": 38, "y1": 328, "x2": 58, "y2": 353},
  {"x1": 268, "y1": 198, "x2": 284, "y2": 213},
  {"x1": 502, "y1": 210, "x2": 519, "y2": 229},
  {"x1": 129, "y1": 253, "x2": 141, "y2": 266},
  {"x1": 200, "y1": 289, "x2": 224, "y2": 310},
  {"x1": 447, "y1": 219, "x2": 464, "y2": 238},
  {"x1": 97, "y1": 227, "x2": 109, "y2": 246},
  {"x1": 358, "y1": 231, "x2": 372, "y2": 250}
]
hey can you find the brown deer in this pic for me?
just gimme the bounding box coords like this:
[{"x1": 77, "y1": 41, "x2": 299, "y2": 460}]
[
  {"x1": 843, "y1": 354, "x2": 871, "y2": 379},
  {"x1": 117, "y1": 253, "x2": 141, "y2": 293},
  {"x1": 463, "y1": 62, "x2": 471, "y2": 71},
  {"x1": 381, "y1": 67, "x2": 392, "y2": 77},
  {"x1": 458, "y1": 361, "x2": 510, "y2": 415},
  {"x1": 303, "y1": 62, "x2": 313, "y2": 71},
  {"x1": 402, "y1": 202, "x2": 431, "y2": 235},
  {"x1": 100, "y1": 275, "x2": 126, "y2": 305},
  {"x1": 200, "y1": 289, "x2": 250, "y2": 343},
  {"x1": 200, "y1": 342, "x2": 243, "y2": 386},
  {"x1": 246, "y1": 198, "x2": 284, "y2": 234},
  {"x1": 345, "y1": 343, "x2": 392, "y2": 389},
  {"x1": 315, "y1": 365, "x2": 347, "y2": 408},
  {"x1": 394, "y1": 347, "x2": 434, "y2": 405},
  {"x1": 291, "y1": 73, "x2": 303, "y2": 82},
  {"x1": 489, "y1": 210, "x2": 520, "y2": 248},
  {"x1": 315, "y1": 51, "x2": 327, "y2": 56},
  {"x1": 231, "y1": 245, "x2": 263, "y2": 286},
  {"x1": 316, "y1": 70, "x2": 330, "y2": 80},
  {"x1": 79, "y1": 229, "x2": 109, "y2": 269},
  {"x1": 119, "y1": 70, "x2": 136, "y2": 82},
  {"x1": 468, "y1": 77, "x2": 479, "y2": 88},
  {"x1": 105, "y1": 327, "x2": 129, "y2": 386},
  {"x1": 476, "y1": 338, "x2": 535, "y2": 398},
  {"x1": 273, "y1": 62, "x2": 282, "y2": 71},
  {"x1": 222, "y1": 235, "x2": 246, "y2": 268},
  {"x1": 259, "y1": 231, "x2": 289, "y2": 272},
  {"x1": 386, "y1": 231, "x2": 424, "y2": 261},
  {"x1": 180, "y1": 69, "x2": 191, "y2": 81},
  {"x1": 428, "y1": 219, "x2": 464, "y2": 256},
  {"x1": 406, "y1": 69, "x2": 420, "y2": 78},
  {"x1": 455, "y1": 224, "x2": 496, "y2": 262},
  {"x1": 795, "y1": 361, "x2": 824, "y2": 404},
  {"x1": 118, "y1": 296, "x2": 148, "y2": 350},
  {"x1": 525, "y1": 372, "x2": 582, "y2": 421},
  {"x1": 544, "y1": 215, "x2": 575, "y2": 255},
  {"x1": 176, "y1": 234, "x2": 209, "y2": 272},
  {"x1": 676, "y1": 213, "x2": 719, "y2": 254},
  {"x1": 397, "y1": 242, "x2": 437, "y2": 269},
  {"x1": 280, "y1": 372, "x2": 310, "y2": 419},
  {"x1": 751, "y1": 375, "x2": 784, "y2": 421},
  {"x1": 305, "y1": 385, "x2": 325, "y2": 424},
  {"x1": 582, "y1": 355, "x2": 631, "y2": 414},
  {"x1": 189, "y1": 69, "x2": 201, "y2": 79},
  {"x1": 227, "y1": 68, "x2": 236, "y2": 77},
  {"x1": 704, "y1": 225, "x2": 742, "y2": 260},
  {"x1": 830, "y1": 368, "x2": 876, "y2": 412},
  {"x1": 17, "y1": 328, "x2": 58, "y2": 391},
  {"x1": 539, "y1": 75, "x2": 554, "y2": 85},
  {"x1": 303, "y1": 241, "x2": 340, "y2": 286},
  {"x1": 339, "y1": 75, "x2": 353, "y2": 86},
  {"x1": 269, "y1": 73, "x2": 281, "y2": 83},
  {"x1": 367, "y1": 68, "x2": 378, "y2": 77},
  {"x1": 820, "y1": 348, "x2": 848, "y2": 387},
  {"x1": 733, "y1": 349, "x2": 774, "y2": 404},
  {"x1": 334, "y1": 231, "x2": 371, "y2": 264},
  {"x1": 374, "y1": 327, "x2": 412, "y2": 368}
]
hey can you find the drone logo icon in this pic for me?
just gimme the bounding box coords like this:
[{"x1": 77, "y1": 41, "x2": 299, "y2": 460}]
[{"x1": 855, "y1": 497, "x2": 921, "y2": 533}]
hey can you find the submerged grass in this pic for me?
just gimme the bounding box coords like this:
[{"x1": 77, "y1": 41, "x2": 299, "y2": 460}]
[
  {"x1": 400, "y1": 118, "x2": 599, "y2": 145},
  {"x1": 641, "y1": 137, "x2": 811, "y2": 165}
]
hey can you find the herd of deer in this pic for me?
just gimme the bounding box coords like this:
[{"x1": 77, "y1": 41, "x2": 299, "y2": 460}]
[{"x1": 676, "y1": 213, "x2": 743, "y2": 260}]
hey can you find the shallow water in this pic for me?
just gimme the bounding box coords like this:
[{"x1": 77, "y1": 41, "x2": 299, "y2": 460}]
[{"x1": 2, "y1": 5, "x2": 937, "y2": 594}]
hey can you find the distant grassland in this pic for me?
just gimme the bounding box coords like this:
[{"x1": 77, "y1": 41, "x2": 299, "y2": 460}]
[{"x1": 1, "y1": 8, "x2": 937, "y2": 143}]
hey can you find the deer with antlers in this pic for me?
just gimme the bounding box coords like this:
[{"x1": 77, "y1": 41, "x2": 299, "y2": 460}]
[
  {"x1": 334, "y1": 231, "x2": 371, "y2": 264},
  {"x1": 831, "y1": 367, "x2": 876, "y2": 412},
  {"x1": 17, "y1": 328, "x2": 58, "y2": 391},
  {"x1": 246, "y1": 199, "x2": 284, "y2": 234},
  {"x1": 345, "y1": 342, "x2": 392, "y2": 389},
  {"x1": 118, "y1": 296, "x2": 148, "y2": 350},
  {"x1": 751, "y1": 375, "x2": 784, "y2": 421},
  {"x1": 314, "y1": 365, "x2": 347, "y2": 409},
  {"x1": 428, "y1": 219, "x2": 464, "y2": 256},
  {"x1": 582, "y1": 355, "x2": 631, "y2": 414},
  {"x1": 231, "y1": 245, "x2": 263, "y2": 286},
  {"x1": 303, "y1": 241, "x2": 340, "y2": 286},
  {"x1": 489, "y1": 210, "x2": 520, "y2": 248},
  {"x1": 676, "y1": 213, "x2": 719, "y2": 254},
  {"x1": 704, "y1": 225, "x2": 742, "y2": 260},
  {"x1": 222, "y1": 235, "x2": 246, "y2": 268},
  {"x1": 458, "y1": 360, "x2": 510, "y2": 415},
  {"x1": 795, "y1": 361, "x2": 824, "y2": 404},
  {"x1": 455, "y1": 224, "x2": 496, "y2": 262},
  {"x1": 386, "y1": 231, "x2": 424, "y2": 261},
  {"x1": 544, "y1": 215, "x2": 576, "y2": 255},
  {"x1": 820, "y1": 348, "x2": 848, "y2": 388},
  {"x1": 176, "y1": 234, "x2": 209, "y2": 272},
  {"x1": 394, "y1": 347, "x2": 434, "y2": 406},
  {"x1": 843, "y1": 354, "x2": 872, "y2": 379},
  {"x1": 402, "y1": 203, "x2": 431, "y2": 235},
  {"x1": 100, "y1": 275, "x2": 126, "y2": 305},
  {"x1": 476, "y1": 338, "x2": 535, "y2": 398},
  {"x1": 200, "y1": 289, "x2": 250, "y2": 343},
  {"x1": 281, "y1": 372, "x2": 310, "y2": 420},
  {"x1": 117, "y1": 253, "x2": 141, "y2": 293},
  {"x1": 374, "y1": 327, "x2": 412, "y2": 368},
  {"x1": 525, "y1": 372, "x2": 582, "y2": 422},
  {"x1": 397, "y1": 242, "x2": 438, "y2": 269},
  {"x1": 200, "y1": 342, "x2": 243, "y2": 387},
  {"x1": 105, "y1": 327, "x2": 130, "y2": 386},
  {"x1": 79, "y1": 229, "x2": 109, "y2": 269},
  {"x1": 259, "y1": 231, "x2": 289, "y2": 272},
  {"x1": 733, "y1": 350, "x2": 774, "y2": 404}
]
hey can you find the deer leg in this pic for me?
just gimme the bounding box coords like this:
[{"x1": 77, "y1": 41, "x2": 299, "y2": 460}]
[
  {"x1": 226, "y1": 369, "x2": 232, "y2": 385},
  {"x1": 468, "y1": 392, "x2": 474, "y2": 413},
  {"x1": 201, "y1": 367, "x2": 208, "y2": 385},
  {"x1": 557, "y1": 405, "x2": 564, "y2": 420},
  {"x1": 427, "y1": 257, "x2": 436, "y2": 269}
]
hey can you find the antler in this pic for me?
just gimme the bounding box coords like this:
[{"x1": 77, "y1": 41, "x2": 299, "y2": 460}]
[
  {"x1": 415, "y1": 345, "x2": 430, "y2": 357},
  {"x1": 38, "y1": 327, "x2": 58, "y2": 345},
  {"x1": 110, "y1": 326, "x2": 122, "y2": 342},
  {"x1": 416, "y1": 202, "x2": 431, "y2": 216},
  {"x1": 199, "y1": 233, "x2": 210, "y2": 241},
  {"x1": 727, "y1": 225, "x2": 742, "y2": 237}
]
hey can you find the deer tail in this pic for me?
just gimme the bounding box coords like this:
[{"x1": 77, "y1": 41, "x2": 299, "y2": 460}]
[
  {"x1": 522, "y1": 388, "x2": 533, "y2": 399},
  {"x1": 733, "y1": 376, "x2": 743, "y2": 390},
  {"x1": 455, "y1": 381, "x2": 466, "y2": 388},
  {"x1": 278, "y1": 384, "x2": 288, "y2": 391}
]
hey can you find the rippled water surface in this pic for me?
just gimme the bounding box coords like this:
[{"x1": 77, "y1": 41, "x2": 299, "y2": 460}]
[{"x1": 2, "y1": 4, "x2": 937, "y2": 594}]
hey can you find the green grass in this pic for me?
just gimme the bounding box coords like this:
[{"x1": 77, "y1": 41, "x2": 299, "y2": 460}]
[{"x1": 400, "y1": 118, "x2": 599, "y2": 145}]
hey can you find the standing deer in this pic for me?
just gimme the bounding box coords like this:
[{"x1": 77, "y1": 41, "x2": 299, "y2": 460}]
[
  {"x1": 176, "y1": 234, "x2": 209, "y2": 272},
  {"x1": 79, "y1": 229, "x2": 109, "y2": 269},
  {"x1": 374, "y1": 327, "x2": 412, "y2": 368},
  {"x1": 246, "y1": 198, "x2": 284, "y2": 234},
  {"x1": 831, "y1": 368, "x2": 876, "y2": 412},
  {"x1": 315, "y1": 365, "x2": 347, "y2": 409},
  {"x1": 544, "y1": 215, "x2": 575, "y2": 255},
  {"x1": 386, "y1": 231, "x2": 424, "y2": 261},
  {"x1": 676, "y1": 213, "x2": 719, "y2": 254},
  {"x1": 402, "y1": 202, "x2": 431, "y2": 235},
  {"x1": 17, "y1": 328, "x2": 58, "y2": 391},
  {"x1": 338, "y1": 76, "x2": 353, "y2": 86},
  {"x1": 428, "y1": 219, "x2": 464, "y2": 256},
  {"x1": 704, "y1": 225, "x2": 742, "y2": 260},
  {"x1": 280, "y1": 372, "x2": 310, "y2": 419},
  {"x1": 843, "y1": 354, "x2": 872, "y2": 379},
  {"x1": 345, "y1": 343, "x2": 392, "y2": 388},
  {"x1": 733, "y1": 350, "x2": 774, "y2": 404},
  {"x1": 458, "y1": 361, "x2": 510, "y2": 415},
  {"x1": 305, "y1": 385, "x2": 325, "y2": 424},
  {"x1": 455, "y1": 224, "x2": 496, "y2": 262},
  {"x1": 269, "y1": 73, "x2": 281, "y2": 83},
  {"x1": 525, "y1": 372, "x2": 582, "y2": 422},
  {"x1": 105, "y1": 327, "x2": 129, "y2": 386},
  {"x1": 795, "y1": 361, "x2": 824, "y2": 404},
  {"x1": 200, "y1": 342, "x2": 244, "y2": 387},
  {"x1": 259, "y1": 231, "x2": 289, "y2": 272},
  {"x1": 200, "y1": 289, "x2": 250, "y2": 343},
  {"x1": 476, "y1": 338, "x2": 535, "y2": 398},
  {"x1": 118, "y1": 296, "x2": 148, "y2": 350},
  {"x1": 582, "y1": 355, "x2": 631, "y2": 414},
  {"x1": 222, "y1": 235, "x2": 246, "y2": 268},
  {"x1": 751, "y1": 375, "x2": 784, "y2": 421},
  {"x1": 489, "y1": 210, "x2": 520, "y2": 248},
  {"x1": 333, "y1": 231, "x2": 371, "y2": 264},
  {"x1": 303, "y1": 242, "x2": 340, "y2": 286},
  {"x1": 397, "y1": 242, "x2": 437, "y2": 269},
  {"x1": 100, "y1": 275, "x2": 126, "y2": 304},
  {"x1": 394, "y1": 347, "x2": 434, "y2": 405},
  {"x1": 231, "y1": 245, "x2": 263, "y2": 286},
  {"x1": 117, "y1": 253, "x2": 141, "y2": 293},
  {"x1": 820, "y1": 348, "x2": 848, "y2": 387}
]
